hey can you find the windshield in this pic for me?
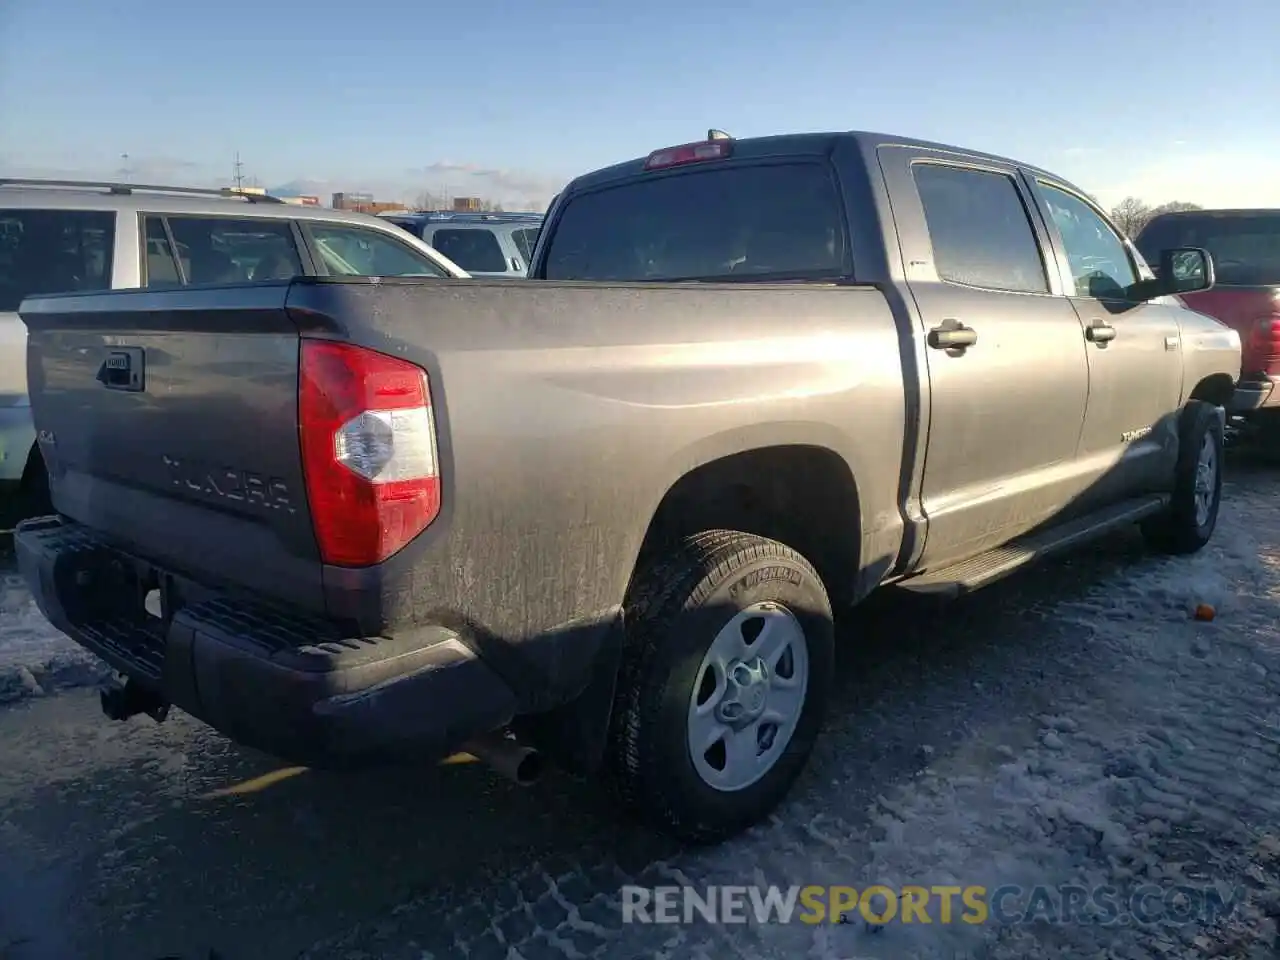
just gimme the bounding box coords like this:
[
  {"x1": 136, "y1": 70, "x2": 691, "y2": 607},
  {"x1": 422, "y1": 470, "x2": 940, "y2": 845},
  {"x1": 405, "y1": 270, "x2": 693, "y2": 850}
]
[
  {"x1": 540, "y1": 162, "x2": 847, "y2": 282},
  {"x1": 1136, "y1": 211, "x2": 1280, "y2": 286},
  {"x1": 0, "y1": 208, "x2": 115, "y2": 311}
]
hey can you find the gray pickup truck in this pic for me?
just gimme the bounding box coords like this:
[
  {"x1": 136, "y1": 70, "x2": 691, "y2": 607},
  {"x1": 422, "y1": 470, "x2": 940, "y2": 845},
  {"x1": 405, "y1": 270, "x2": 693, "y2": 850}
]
[{"x1": 14, "y1": 130, "x2": 1241, "y2": 845}]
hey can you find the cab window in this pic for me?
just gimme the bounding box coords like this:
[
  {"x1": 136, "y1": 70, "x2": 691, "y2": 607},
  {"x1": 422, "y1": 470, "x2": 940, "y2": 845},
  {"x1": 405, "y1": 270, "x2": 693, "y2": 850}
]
[{"x1": 1039, "y1": 185, "x2": 1140, "y2": 299}]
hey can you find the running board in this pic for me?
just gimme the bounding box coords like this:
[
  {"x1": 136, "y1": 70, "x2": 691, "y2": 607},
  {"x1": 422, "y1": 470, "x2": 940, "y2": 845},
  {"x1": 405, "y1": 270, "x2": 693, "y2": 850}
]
[{"x1": 897, "y1": 494, "x2": 1170, "y2": 598}]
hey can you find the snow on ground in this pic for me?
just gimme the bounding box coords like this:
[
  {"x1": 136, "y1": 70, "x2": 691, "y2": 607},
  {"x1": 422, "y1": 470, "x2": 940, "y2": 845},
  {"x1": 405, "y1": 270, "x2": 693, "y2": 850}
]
[
  {"x1": 298, "y1": 472, "x2": 1280, "y2": 960},
  {"x1": 2, "y1": 469, "x2": 1279, "y2": 959},
  {"x1": 0, "y1": 563, "x2": 107, "y2": 705}
]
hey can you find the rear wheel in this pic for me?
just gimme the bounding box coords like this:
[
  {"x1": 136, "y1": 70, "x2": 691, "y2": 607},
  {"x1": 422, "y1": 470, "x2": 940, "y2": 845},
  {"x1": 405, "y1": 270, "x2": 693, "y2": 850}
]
[
  {"x1": 1141, "y1": 401, "x2": 1223, "y2": 555},
  {"x1": 606, "y1": 530, "x2": 834, "y2": 845}
]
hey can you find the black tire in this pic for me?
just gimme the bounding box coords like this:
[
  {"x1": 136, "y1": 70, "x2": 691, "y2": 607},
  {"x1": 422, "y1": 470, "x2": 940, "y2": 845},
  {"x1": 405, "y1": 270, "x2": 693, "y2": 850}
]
[
  {"x1": 1141, "y1": 400, "x2": 1224, "y2": 555},
  {"x1": 606, "y1": 530, "x2": 834, "y2": 845}
]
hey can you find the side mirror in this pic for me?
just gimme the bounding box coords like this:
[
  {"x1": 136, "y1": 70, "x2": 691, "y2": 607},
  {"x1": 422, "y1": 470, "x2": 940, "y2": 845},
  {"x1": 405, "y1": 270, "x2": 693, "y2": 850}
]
[
  {"x1": 1129, "y1": 247, "x2": 1215, "y2": 302},
  {"x1": 1161, "y1": 246, "x2": 1215, "y2": 294}
]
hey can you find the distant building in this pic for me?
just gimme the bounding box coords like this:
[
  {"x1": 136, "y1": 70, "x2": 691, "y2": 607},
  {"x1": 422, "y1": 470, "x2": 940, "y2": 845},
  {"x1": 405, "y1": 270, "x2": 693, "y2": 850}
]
[
  {"x1": 332, "y1": 191, "x2": 374, "y2": 210},
  {"x1": 331, "y1": 191, "x2": 406, "y2": 214},
  {"x1": 453, "y1": 196, "x2": 483, "y2": 212}
]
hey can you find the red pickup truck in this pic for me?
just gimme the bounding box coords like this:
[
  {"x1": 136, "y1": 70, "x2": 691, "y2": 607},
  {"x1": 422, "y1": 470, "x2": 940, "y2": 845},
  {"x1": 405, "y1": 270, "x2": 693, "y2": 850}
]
[{"x1": 1135, "y1": 209, "x2": 1280, "y2": 439}]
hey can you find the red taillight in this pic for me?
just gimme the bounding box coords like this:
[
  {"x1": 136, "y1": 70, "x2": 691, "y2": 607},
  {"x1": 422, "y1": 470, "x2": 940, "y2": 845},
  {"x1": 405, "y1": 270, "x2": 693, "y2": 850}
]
[
  {"x1": 1250, "y1": 315, "x2": 1280, "y2": 376},
  {"x1": 643, "y1": 139, "x2": 733, "y2": 170},
  {"x1": 299, "y1": 339, "x2": 441, "y2": 567}
]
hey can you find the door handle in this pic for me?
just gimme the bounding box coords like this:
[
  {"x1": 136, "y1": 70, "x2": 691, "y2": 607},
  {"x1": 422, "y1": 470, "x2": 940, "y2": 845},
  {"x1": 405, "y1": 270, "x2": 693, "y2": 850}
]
[
  {"x1": 1085, "y1": 322, "x2": 1117, "y2": 343},
  {"x1": 927, "y1": 320, "x2": 978, "y2": 350}
]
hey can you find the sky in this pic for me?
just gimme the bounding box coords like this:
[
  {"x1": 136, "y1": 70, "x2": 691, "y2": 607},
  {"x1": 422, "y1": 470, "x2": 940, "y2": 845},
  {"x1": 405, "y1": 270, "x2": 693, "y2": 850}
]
[{"x1": 1, "y1": 0, "x2": 1277, "y2": 212}]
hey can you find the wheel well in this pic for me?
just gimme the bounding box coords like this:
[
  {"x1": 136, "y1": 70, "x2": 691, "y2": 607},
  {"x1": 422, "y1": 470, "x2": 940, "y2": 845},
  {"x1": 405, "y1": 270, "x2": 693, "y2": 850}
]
[
  {"x1": 1189, "y1": 373, "x2": 1235, "y2": 409},
  {"x1": 632, "y1": 445, "x2": 861, "y2": 605}
]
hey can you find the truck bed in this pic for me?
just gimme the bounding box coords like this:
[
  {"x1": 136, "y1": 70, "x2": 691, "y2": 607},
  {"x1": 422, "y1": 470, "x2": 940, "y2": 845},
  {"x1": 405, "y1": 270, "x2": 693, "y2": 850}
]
[{"x1": 21, "y1": 276, "x2": 908, "y2": 645}]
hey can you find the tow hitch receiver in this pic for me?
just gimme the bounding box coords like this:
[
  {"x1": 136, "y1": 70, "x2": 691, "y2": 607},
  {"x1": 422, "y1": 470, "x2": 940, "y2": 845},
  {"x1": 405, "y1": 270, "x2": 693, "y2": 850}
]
[{"x1": 100, "y1": 678, "x2": 171, "y2": 723}]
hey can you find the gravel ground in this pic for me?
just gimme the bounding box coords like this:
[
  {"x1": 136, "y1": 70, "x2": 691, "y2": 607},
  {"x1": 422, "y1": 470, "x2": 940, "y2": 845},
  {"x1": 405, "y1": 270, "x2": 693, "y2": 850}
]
[{"x1": 0, "y1": 459, "x2": 1277, "y2": 959}]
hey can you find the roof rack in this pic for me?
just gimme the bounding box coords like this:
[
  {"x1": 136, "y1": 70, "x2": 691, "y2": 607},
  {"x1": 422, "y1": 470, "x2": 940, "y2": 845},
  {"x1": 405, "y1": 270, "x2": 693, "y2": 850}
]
[
  {"x1": 405, "y1": 210, "x2": 544, "y2": 222},
  {"x1": 0, "y1": 178, "x2": 286, "y2": 203}
]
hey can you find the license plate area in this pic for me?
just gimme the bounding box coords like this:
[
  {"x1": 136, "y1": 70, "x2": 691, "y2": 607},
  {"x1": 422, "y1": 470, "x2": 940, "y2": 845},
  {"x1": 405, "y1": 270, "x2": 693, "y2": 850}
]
[{"x1": 58, "y1": 548, "x2": 185, "y2": 635}]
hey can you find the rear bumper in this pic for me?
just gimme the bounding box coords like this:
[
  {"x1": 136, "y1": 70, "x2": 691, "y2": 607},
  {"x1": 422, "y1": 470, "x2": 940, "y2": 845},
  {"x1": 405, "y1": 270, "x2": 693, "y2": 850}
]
[
  {"x1": 1230, "y1": 376, "x2": 1280, "y2": 412},
  {"x1": 14, "y1": 515, "x2": 519, "y2": 767}
]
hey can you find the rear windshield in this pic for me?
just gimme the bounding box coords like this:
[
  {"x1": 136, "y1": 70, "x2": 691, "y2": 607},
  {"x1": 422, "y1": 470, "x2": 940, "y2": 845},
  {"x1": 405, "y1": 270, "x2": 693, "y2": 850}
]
[
  {"x1": 1136, "y1": 212, "x2": 1280, "y2": 286},
  {"x1": 541, "y1": 162, "x2": 847, "y2": 282},
  {"x1": 430, "y1": 227, "x2": 507, "y2": 273},
  {"x1": 0, "y1": 208, "x2": 115, "y2": 311}
]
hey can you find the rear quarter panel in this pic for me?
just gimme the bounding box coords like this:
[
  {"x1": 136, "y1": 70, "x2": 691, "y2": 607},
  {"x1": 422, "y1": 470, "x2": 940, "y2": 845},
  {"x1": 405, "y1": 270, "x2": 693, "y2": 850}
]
[{"x1": 294, "y1": 279, "x2": 907, "y2": 667}]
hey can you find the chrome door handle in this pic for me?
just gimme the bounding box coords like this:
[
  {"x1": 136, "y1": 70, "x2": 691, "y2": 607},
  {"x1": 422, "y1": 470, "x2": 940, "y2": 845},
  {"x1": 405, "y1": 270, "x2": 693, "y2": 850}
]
[
  {"x1": 928, "y1": 320, "x2": 978, "y2": 350},
  {"x1": 1085, "y1": 323, "x2": 1116, "y2": 343}
]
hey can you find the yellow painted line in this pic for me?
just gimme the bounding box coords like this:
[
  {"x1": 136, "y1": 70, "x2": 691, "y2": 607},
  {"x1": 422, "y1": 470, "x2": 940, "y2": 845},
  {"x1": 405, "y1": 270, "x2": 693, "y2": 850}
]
[
  {"x1": 440, "y1": 752, "x2": 479, "y2": 765},
  {"x1": 199, "y1": 752, "x2": 478, "y2": 799},
  {"x1": 200, "y1": 766, "x2": 309, "y2": 799}
]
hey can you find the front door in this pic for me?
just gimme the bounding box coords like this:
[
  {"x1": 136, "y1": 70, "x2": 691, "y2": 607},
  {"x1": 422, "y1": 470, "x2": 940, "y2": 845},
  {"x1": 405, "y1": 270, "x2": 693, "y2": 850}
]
[
  {"x1": 879, "y1": 147, "x2": 1093, "y2": 570},
  {"x1": 1031, "y1": 181, "x2": 1183, "y2": 509}
]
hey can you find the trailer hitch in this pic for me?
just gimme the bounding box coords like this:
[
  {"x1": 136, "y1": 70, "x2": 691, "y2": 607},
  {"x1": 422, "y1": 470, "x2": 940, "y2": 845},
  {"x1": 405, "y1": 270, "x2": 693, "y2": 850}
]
[{"x1": 100, "y1": 678, "x2": 170, "y2": 723}]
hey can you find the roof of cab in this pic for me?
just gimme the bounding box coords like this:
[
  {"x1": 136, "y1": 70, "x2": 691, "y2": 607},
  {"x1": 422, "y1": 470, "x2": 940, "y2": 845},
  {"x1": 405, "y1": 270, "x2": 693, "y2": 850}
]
[{"x1": 561, "y1": 129, "x2": 1082, "y2": 198}]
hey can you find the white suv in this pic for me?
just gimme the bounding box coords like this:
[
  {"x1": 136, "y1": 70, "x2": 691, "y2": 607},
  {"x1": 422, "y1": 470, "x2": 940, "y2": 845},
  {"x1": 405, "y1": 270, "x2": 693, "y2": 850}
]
[{"x1": 0, "y1": 179, "x2": 469, "y2": 520}]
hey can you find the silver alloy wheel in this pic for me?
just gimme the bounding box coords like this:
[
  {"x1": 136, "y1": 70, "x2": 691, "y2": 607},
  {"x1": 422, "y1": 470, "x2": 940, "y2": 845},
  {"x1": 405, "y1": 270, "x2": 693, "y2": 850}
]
[
  {"x1": 686, "y1": 601, "x2": 810, "y2": 792},
  {"x1": 1194, "y1": 431, "x2": 1217, "y2": 528}
]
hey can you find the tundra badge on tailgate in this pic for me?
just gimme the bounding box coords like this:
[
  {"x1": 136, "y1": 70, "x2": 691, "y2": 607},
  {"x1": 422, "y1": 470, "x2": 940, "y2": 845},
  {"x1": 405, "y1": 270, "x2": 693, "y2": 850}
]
[{"x1": 97, "y1": 347, "x2": 145, "y2": 392}]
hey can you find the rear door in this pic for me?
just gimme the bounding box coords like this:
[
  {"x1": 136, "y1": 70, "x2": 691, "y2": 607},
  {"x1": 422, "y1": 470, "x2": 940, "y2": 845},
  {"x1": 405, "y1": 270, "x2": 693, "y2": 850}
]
[
  {"x1": 1030, "y1": 181, "x2": 1182, "y2": 507},
  {"x1": 137, "y1": 213, "x2": 309, "y2": 287},
  {"x1": 878, "y1": 146, "x2": 1092, "y2": 568}
]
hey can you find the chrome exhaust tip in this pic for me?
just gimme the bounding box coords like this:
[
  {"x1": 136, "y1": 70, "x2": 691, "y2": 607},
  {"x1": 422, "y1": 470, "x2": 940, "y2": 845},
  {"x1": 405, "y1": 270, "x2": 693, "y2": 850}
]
[{"x1": 462, "y1": 732, "x2": 544, "y2": 787}]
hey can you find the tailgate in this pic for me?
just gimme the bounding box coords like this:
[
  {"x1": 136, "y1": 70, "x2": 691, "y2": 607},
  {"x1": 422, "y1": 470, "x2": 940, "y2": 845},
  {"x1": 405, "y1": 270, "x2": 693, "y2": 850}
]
[{"x1": 20, "y1": 282, "x2": 325, "y2": 611}]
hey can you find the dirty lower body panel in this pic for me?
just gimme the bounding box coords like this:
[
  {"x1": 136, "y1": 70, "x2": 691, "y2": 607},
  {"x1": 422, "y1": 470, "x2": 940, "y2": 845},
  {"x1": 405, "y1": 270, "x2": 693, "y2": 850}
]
[{"x1": 12, "y1": 515, "x2": 519, "y2": 767}]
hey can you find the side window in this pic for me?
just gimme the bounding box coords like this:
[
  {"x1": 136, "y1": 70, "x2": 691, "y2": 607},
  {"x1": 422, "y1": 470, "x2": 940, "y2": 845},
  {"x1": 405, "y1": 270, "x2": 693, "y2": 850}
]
[
  {"x1": 429, "y1": 228, "x2": 507, "y2": 273},
  {"x1": 155, "y1": 216, "x2": 303, "y2": 286},
  {"x1": 512, "y1": 227, "x2": 540, "y2": 263},
  {"x1": 1039, "y1": 184, "x2": 1140, "y2": 299},
  {"x1": 309, "y1": 224, "x2": 447, "y2": 278},
  {"x1": 143, "y1": 216, "x2": 182, "y2": 288},
  {"x1": 913, "y1": 163, "x2": 1049, "y2": 294},
  {"x1": 0, "y1": 208, "x2": 116, "y2": 310}
]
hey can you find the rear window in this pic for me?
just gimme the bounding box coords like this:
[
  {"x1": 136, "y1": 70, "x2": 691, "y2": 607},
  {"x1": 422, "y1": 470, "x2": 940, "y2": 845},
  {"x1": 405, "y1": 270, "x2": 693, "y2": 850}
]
[
  {"x1": 512, "y1": 227, "x2": 540, "y2": 262},
  {"x1": 430, "y1": 227, "x2": 508, "y2": 273},
  {"x1": 0, "y1": 208, "x2": 115, "y2": 311},
  {"x1": 541, "y1": 163, "x2": 846, "y2": 282},
  {"x1": 1136, "y1": 212, "x2": 1280, "y2": 286}
]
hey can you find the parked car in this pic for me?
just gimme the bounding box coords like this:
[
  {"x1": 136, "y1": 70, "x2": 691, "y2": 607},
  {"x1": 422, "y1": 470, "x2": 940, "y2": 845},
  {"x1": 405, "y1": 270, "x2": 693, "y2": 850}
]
[
  {"x1": 0, "y1": 179, "x2": 470, "y2": 520},
  {"x1": 382, "y1": 211, "x2": 543, "y2": 278},
  {"x1": 1134, "y1": 208, "x2": 1280, "y2": 437},
  {"x1": 13, "y1": 131, "x2": 1239, "y2": 845}
]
